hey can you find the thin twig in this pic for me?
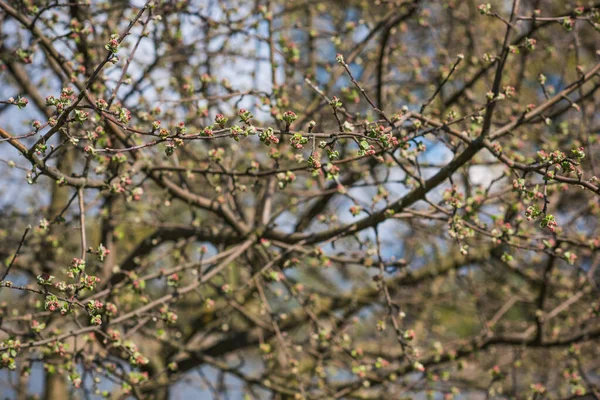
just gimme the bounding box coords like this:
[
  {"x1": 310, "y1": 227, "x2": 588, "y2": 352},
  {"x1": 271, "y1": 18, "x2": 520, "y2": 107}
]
[
  {"x1": 420, "y1": 55, "x2": 463, "y2": 113},
  {"x1": 1, "y1": 226, "x2": 30, "y2": 281},
  {"x1": 78, "y1": 187, "x2": 87, "y2": 260}
]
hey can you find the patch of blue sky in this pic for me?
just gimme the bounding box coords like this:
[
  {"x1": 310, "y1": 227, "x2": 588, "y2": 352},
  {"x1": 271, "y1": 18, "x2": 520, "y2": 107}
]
[{"x1": 170, "y1": 359, "x2": 269, "y2": 400}]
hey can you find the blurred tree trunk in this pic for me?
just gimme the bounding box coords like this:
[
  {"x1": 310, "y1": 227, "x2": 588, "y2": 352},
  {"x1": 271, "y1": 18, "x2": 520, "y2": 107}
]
[
  {"x1": 44, "y1": 372, "x2": 69, "y2": 400},
  {"x1": 41, "y1": 141, "x2": 74, "y2": 400},
  {"x1": 16, "y1": 363, "x2": 29, "y2": 400}
]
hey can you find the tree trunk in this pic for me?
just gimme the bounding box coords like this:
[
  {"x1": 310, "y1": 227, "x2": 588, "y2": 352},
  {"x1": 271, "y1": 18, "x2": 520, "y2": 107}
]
[
  {"x1": 43, "y1": 371, "x2": 69, "y2": 400},
  {"x1": 41, "y1": 141, "x2": 74, "y2": 400}
]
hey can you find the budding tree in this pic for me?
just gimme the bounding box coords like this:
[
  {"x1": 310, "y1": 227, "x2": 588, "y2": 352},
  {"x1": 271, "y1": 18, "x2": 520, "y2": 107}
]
[{"x1": 1, "y1": 0, "x2": 600, "y2": 399}]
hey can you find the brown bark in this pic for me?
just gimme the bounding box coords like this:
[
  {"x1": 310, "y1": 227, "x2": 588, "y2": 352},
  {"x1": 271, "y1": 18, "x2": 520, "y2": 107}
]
[{"x1": 41, "y1": 147, "x2": 73, "y2": 400}]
